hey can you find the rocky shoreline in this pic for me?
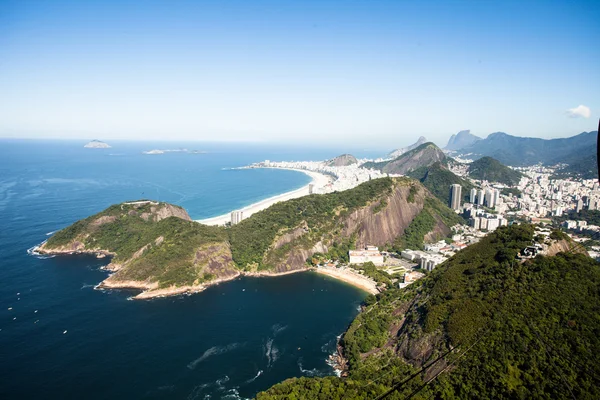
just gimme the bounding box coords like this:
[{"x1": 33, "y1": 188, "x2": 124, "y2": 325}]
[{"x1": 32, "y1": 244, "x2": 377, "y2": 299}]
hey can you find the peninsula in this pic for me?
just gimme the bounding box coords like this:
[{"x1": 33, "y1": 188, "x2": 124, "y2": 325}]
[{"x1": 36, "y1": 177, "x2": 461, "y2": 299}]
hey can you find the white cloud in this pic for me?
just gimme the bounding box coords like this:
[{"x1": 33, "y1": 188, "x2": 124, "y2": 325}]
[{"x1": 566, "y1": 104, "x2": 591, "y2": 118}]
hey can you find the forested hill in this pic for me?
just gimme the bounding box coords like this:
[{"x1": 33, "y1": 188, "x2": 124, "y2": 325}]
[
  {"x1": 407, "y1": 161, "x2": 475, "y2": 205},
  {"x1": 467, "y1": 156, "x2": 524, "y2": 185},
  {"x1": 257, "y1": 224, "x2": 600, "y2": 399}
]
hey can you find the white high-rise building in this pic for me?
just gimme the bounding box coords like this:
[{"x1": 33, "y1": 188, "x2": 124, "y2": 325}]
[
  {"x1": 231, "y1": 210, "x2": 244, "y2": 225},
  {"x1": 485, "y1": 190, "x2": 495, "y2": 208},
  {"x1": 470, "y1": 188, "x2": 477, "y2": 204},
  {"x1": 492, "y1": 189, "x2": 500, "y2": 207},
  {"x1": 450, "y1": 184, "x2": 462, "y2": 211},
  {"x1": 477, "y1": 189, "x2": 485, "y2": 206}
]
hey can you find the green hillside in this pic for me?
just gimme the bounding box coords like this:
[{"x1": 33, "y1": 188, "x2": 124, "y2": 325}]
[
  {"x1": 257, "y1": 224, "x2": 600, "y2": 399},
  {"x1": 468, "y1": 156, "x2": 524, "y2": 185},
  {"x1": 407, "y1": 161, "x2": 475, "y2": 205},
  {"x1": 228, "y1": 177, "x2": 395, "y2": 270}
]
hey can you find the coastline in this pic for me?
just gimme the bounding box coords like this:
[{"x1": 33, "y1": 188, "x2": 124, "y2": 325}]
[
  {"x1": 33, "y1": 245, "x2": 378, "y2": 299},
  {"x1": 314, "y1": 266, "x2": 379, "y2": 295},
  {"x1": 196, "y1": 168, "x2": 333, "y2": 226}
]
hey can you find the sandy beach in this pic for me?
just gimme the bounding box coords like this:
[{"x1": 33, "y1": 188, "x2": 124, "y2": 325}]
[
  {"x1": 196, "y1": 168, "x2": 333, "y2": 226},
  {"x1": 315, "y1": 266, "x2": 379, "y2": 295}
]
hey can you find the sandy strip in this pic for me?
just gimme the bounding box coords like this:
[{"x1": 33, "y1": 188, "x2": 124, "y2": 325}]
[
  {"x1": 314, "y1": 266, "x2": 379, "y2": 295},
  {"x1": 196, "y1": 168, "x2": 333, "y2": 226}
]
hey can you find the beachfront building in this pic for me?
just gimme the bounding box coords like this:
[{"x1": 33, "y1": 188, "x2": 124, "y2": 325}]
[
  {"x1": 349, "y1": 246, "x2": 384, "y2": 266},
  {"x1": 230, "y1": 210, "x2": 244, "y2": 225}
]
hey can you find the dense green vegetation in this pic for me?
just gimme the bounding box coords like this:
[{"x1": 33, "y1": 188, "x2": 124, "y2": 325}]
[
  {"x1": 555, "y1": 209, "x2": 600, "y2": 226},
  {"x1": 228, "y1": 178, "x2": 395, "y2": 270},
  {"x1": 467, "y1": 156, "x2": 524, "y2": 185},
  {"x1": 391, "y1": 197, "x2": 463, "y2": 251},
  {"x1": 258, "y1": 224, "x2": 600, "y2": 399},
  {"x1": 407, "y1": 162, "x2": 475, "y2": 205},
  {"x1": 45, "y1": 202, "x2": 231, "y2": 287},
  {"x1": 347, "y1": 261, "x2": 392, "y2": 288}
]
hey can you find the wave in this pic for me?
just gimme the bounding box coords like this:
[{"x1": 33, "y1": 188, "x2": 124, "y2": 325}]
[
  {"x1": 80, "y1": 284, "x2": 96, "y2": 290},
  {"x1": 264, "y1": 338, "x2": 280, "y2": 368},
  {"x1": 45, "y1": 231, "x2": 56, "y2": 236},
  {"x1": 271, "y1": 323, "x2": 288, "y2": 336},
  {"x1": 27, "y1": 243, "x2": 55, "y2": 259},
  {"x1": 298, "y1": 358, "x2": 326, "y2": 377},
  {"x1": 244, "y1": 370, "x2": 263, "y2": 384},
  {"x1": 187, "y1": 343, "x2": 242, "y2": 370}
]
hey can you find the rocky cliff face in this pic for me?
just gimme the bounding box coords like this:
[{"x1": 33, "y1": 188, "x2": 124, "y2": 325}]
[
  {"x1": 445, "y1": 130, "x2": 481, "y2": 151},
  {"x1": 261, "y1": 180, "x2": 452, "y2": 272}
]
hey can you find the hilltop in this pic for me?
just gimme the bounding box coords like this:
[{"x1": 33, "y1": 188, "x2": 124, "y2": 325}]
[
  {"x1": 467, "y1": 156, "x2": 524, "y2": 186},
  {"x1": 457, "y1": 130, "x2": 597, "y2": 166},
  {"x1": 326, "y1": 154, "x2": 358, "y2": 167},
  {"x1": 39, "y1": 178, "x2": 461, "y2": 298},
  {"x1": 388, "y1": 136, "x2": 428, "y2": 159},
  {"x1": 363, "y1": 143, "x2": 446, "y2": 175},
  {"x1": 258, "y1": 225, "x2": 599, "y2": 399},
  {"x1": 444, "y1": 130, "x2": 482, "y2": 151}
]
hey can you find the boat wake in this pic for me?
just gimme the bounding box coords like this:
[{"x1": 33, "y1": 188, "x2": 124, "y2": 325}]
[
  {"x1": 244, "y1": 370, "x2": 263, "y2": 384},
  {"x1": 187, "y1": 343, "x2": 243, "y2": 370},
  {"x1": 264, "y1": 337, "x2": 280, "y2": 368}
]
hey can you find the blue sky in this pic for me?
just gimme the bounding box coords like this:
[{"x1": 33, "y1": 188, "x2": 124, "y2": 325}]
[{"x1": 0, "y1": 0, "x2": 598, "y2": 148}]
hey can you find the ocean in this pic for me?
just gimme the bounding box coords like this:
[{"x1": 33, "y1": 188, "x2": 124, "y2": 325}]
[{"x1": 0, "y1": 139, "x2": 380, "y2": 399}]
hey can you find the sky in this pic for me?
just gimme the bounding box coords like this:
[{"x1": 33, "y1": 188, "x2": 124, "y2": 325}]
[{"x1": 0, "y1": 0, "x2": 599, "y2": 148}]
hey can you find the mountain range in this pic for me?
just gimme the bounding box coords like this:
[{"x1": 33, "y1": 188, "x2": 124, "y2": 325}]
[{"x1": 452, "y1": 130, "x2": 597, "y2": 167}]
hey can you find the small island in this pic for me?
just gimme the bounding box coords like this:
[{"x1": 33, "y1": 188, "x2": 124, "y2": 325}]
[{"x1": 84, "y1": 140, "x2": 111, "y2": 148}]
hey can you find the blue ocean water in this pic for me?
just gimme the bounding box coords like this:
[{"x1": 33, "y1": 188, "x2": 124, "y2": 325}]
[{"x1": 0, "y1": 140, "x2": 374, "y2": 399}]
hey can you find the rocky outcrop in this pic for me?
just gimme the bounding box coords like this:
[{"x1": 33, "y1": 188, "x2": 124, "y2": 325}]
[
  {"x1": 545, "y1": 238, "x2": 588, "y2": 257},
  {"x1": 139, "y1": 203, "x2": 191, "y2": 222},
  {"x1": 345, "y1": 185, "x2": 425, "y2": 249},
  {"x1": 327, "y1": 154, "x2": 358, "y2": 167},
  {"x1": 445, "y1": 130, "x2": 481, "y2": 151},
  {"x1": 262, "y1": 180, "x2": 452, "y2": 272}
]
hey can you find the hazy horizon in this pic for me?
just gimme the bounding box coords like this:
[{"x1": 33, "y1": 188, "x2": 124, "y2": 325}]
[{"x1": 1, "y1": 0, "x2": 599, "y2": 147}]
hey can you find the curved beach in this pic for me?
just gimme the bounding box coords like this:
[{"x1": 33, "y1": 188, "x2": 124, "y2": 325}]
[{"x1": 196, "y1": 168, "x2": 333, "y2": 226}]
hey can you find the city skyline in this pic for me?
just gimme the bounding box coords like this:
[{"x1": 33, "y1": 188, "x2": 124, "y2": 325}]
[{"x1": 1, "y1": 0, "x2": 599, "y2": 146}]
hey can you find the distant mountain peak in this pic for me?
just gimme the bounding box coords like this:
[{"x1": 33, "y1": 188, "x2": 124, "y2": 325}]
[
  {"x1": 364, "y1": 141, "x2": 446, "y2": 175},
  {"x1": 445, "y1": 130, "x2": 481, "y2": 151},
  {"x1": 388, "y1": 136, "x2": 428, "y2": 159}
]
